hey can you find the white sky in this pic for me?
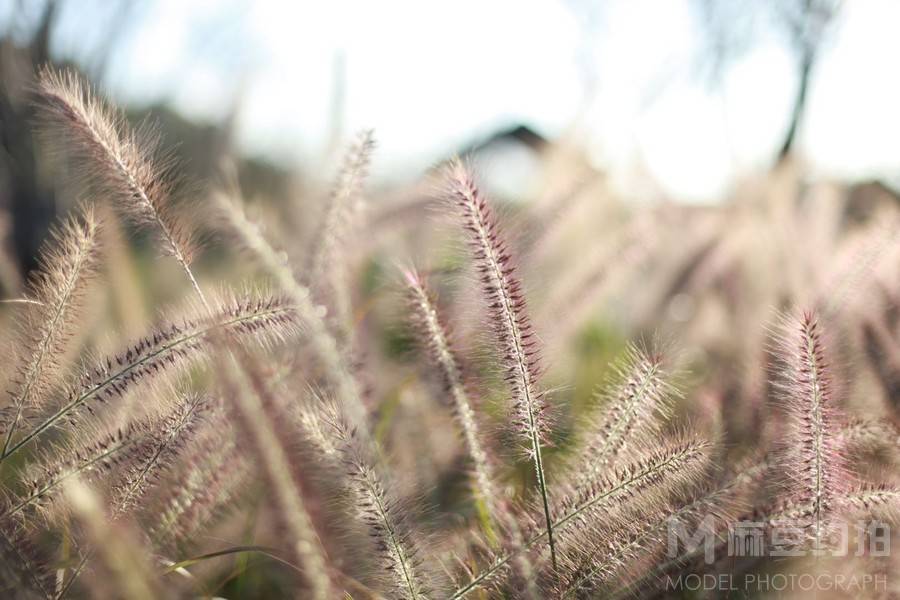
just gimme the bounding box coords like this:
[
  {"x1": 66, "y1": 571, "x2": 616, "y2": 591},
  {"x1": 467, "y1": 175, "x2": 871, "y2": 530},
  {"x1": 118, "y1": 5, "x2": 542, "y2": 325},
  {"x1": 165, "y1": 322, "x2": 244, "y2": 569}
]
[{"x1": 4, "y1": 0, "x2": 900, "y2": 201}]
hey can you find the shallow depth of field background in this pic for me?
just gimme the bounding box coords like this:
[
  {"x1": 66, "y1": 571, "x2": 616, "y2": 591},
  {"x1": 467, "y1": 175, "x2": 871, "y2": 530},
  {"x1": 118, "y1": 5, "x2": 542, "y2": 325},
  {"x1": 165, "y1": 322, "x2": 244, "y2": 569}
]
[
  {"x1": 1, "y1": 1, "x2": 899, "y2": 598},
  {"x1": 5, "y1": 0, "x2": 900, "y2": 199},
  {"x1": 1, "y1": 0, "x2": 896, "y2": 400}
]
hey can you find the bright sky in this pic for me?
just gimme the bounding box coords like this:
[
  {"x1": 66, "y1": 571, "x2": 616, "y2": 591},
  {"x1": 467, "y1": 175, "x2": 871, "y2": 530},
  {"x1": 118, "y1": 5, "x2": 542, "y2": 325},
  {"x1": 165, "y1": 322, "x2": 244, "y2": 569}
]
[{"x1": 4, "y1": 0, "x2": 900, "y2": 201}]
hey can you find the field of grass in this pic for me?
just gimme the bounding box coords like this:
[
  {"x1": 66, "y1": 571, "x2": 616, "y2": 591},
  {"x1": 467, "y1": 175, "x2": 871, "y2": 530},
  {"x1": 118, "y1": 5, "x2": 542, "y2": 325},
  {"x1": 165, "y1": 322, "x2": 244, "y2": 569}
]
[{"x1": 0, "y1": 64, "x2": 898, "y2": 599}]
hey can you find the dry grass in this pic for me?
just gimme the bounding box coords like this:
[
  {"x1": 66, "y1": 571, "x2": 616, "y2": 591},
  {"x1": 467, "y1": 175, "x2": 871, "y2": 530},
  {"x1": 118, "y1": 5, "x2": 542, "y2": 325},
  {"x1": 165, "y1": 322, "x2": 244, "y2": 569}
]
[{"x1": 0, "y1": 67, "x2": 898, "y2": 599}]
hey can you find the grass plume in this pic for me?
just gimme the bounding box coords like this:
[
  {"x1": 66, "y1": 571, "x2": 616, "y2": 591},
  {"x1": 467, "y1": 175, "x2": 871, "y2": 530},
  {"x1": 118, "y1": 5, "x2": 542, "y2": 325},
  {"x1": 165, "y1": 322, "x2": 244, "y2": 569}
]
[
  {"x1": 308, "y1": 129, "x2": 376, "y2": 339},
  {"x1": 449, "y1": 436, "x2": 711, "y2": 597},
  {"x1": 35, "y1": 67, "x2": 207, "y2": 307},
  {"x1": 404, "y1": 267, "x2": 502, "y2": 531},
  {"x1": 572, "y1": 344, "x2": 673, "y2": 484},
  {"x1": 1, "y1": 205, "x2": 101, "y2": 457},
  {"x1": 1, "y1": 422, "x2": 148, "y2": 523},
  {"x1": 446, "y1": 158, "x2": 557, "y2": 569},
  {"x1": 328, "y1": 405, "x2": 433, "y2": 599},
  {"x1": 110, "y1": 392, "x2": 209, "y2": 516},
  {"x1": 214, "y1": 189, "x2": 368, "y2": 428},
  {"x1": 0, "y1": 291, "x2": 297, "y2": 463},
  {"x1": 56, "y1": 392, "x2": 209, "y2": 598},
  {"x1": 775, "y1": 310, "x2": 847, "y2": 550},
  {"x1": 149, "y1": 411, "x2": 248, "y2": 551}
]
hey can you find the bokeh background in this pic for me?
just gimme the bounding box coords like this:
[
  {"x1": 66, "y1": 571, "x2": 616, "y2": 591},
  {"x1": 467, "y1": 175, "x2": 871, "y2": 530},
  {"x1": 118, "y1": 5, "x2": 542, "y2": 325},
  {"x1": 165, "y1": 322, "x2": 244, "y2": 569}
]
[
  {"x1": 2, "y1": 2, "x2": 900, "y2": 598},
  {"x1": 1, "y1": 0, "x2": 898, "y2": 469},
  {"x1": 7, "y1": 0, "x2": 900, "y2": 196},
  {"x1": 3, "y1": 0, "x2": 900, "y2": 246}
]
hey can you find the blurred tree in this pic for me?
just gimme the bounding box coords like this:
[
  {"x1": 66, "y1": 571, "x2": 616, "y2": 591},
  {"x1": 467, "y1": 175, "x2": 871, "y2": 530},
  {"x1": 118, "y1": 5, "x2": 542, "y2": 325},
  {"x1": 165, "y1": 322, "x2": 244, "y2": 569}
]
[
  {"x1": 695, "y1": 0, "x2": 842, "y2": 165},
  {"x1": 773, "y1": 0, "x2": 842, "y2": 162},
  {"x1": 0, "y1": 0, "x2": 57, "y2": 285}
]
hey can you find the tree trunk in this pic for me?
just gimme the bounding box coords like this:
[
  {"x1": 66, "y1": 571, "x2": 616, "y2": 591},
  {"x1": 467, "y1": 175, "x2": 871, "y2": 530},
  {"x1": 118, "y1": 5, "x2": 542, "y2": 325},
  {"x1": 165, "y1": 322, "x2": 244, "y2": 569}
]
[{"x1": 777, "y1": 50, "x2": 814, "y2": 164}]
